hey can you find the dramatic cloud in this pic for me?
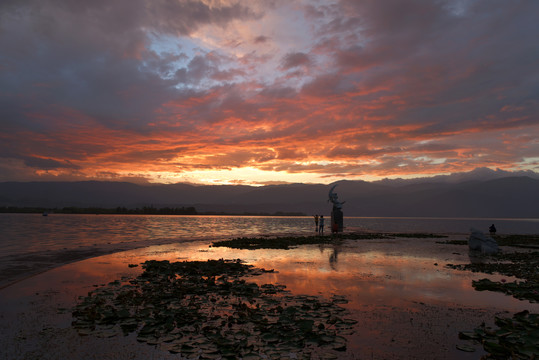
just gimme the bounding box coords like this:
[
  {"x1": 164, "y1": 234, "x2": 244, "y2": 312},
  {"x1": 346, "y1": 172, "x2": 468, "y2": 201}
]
[{"x1": 1, "y1": 0, "x2": 538, "y2": 184}]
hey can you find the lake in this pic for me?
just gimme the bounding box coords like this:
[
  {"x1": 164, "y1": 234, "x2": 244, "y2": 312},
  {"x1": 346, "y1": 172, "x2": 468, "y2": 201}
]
[
  {"x1": 1, "y1": 214, "x2": 538, "y2": 259},
  {"x1": 1, "y1": 214, "x2": 538, "y2": 359}
]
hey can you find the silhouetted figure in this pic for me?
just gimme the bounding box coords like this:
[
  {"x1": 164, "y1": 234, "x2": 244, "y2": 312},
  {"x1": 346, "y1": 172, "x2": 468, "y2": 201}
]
[
  {"x1": 489, "y1": 224, "x2": 496, "y2": 236},
  {"x1": 319, "y1": 215, "x2": 324, "y2": 235},
  {"x1": 313, "y1": 215, "x2": 319, "y2": 232}
]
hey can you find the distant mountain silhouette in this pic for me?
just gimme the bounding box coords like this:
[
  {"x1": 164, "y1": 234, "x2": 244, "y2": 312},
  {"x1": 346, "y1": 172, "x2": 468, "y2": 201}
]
[
  {"x1": 375, "y1": 167, "x2": 539, "y2": 186},
  {"x1": 1, "y1": 170, "x2": 538, "y2": 217}
]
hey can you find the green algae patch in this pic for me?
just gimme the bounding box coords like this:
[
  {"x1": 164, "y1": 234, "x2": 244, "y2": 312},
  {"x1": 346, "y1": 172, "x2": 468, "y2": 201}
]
[
  {"x1": 495, "y1": 234, "x2": 539, "y2": 248},
  {"x1": 438, "y1": 234, "x2": 539, "y2": 248},
  {"x1": 472, "y1": 278, "x2": 539, "y2": 303},
  {"x1": 458, "y1": 310, "x2": 539, "y2": 359},
  {"x1": 212, "y1": 233, "x2": 446, "y2": 250},
  {"x1": 447, "y1": 250, "x2": 539, "y2": 303},
  {"x1": 212, "y1": 235, "x2": 335, "y2": 250},
  {"x1": 390, "y1": 233, "x2": 447, "y2": 238},
  {"x1": 436, "y1": 239, "x2": 468, "y2": 245},
  {"x1": 72, "y1": 259, "x2": 356, "y2": 358},
  {"x1": 450, "y1": 240, "x2": 539, "y2": 358}
]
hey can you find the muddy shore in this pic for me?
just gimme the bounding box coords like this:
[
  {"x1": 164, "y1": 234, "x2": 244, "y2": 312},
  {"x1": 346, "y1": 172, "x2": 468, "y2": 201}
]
[{"x1": 1, "y1": 234, "x2": 537, "y2": 359}]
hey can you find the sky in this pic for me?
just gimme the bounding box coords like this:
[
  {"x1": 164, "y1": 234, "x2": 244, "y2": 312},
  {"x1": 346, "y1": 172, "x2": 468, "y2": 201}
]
[{"x1": 1, "y1": 0, "x2": 538, "y2": 186}]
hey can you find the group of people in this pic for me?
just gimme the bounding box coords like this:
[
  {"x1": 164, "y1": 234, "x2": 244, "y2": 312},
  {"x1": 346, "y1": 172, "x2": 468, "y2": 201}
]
[{"x1": 313, "y1": 214, "x2": 324, "y2": 234}]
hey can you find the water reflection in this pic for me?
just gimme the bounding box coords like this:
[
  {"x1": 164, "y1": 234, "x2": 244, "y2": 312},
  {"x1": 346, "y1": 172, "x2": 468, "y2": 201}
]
[
  {"x1": 0, "y1": 214, "x2": 316, "y2": 258},
  {"x1": 2, "y1": 238, "x2": 538, "y2": 359},
  {"x1": 5, "y1": 238, "x2": 531, "y2": 311},
  {"x1": 329, "y1": 247, "x2": 339, "y2": 270},
  {"x1": 2, "y1": 214, "x2": 538, "y2": 261}
]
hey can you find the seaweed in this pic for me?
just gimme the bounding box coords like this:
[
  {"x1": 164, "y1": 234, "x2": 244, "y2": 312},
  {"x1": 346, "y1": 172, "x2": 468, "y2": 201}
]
[
  {"x1": 458, "y1": 310, "x2": 539, "y2": 359},
  {"x1": 447, "y1": 251, "x2": 539, "y2": 303},
  {"x1": 438, "y1": 234, "x2": 539, "y2": 249},
  {"x1": 451, "y1": 241, "x2": 539, "y2": 357},
  {"x1": 495, "y1": 234, "x2": 539, "y2": 248},
  {"x1": 436, "y1": 240, "x2": 468, "y2": 245},
  {"x1": 472, "y1": 279, "x2": 539, "y2": 303},
  {"x1": 212, "y1": 232, "x2": 446, "y2": 250},
  {"x1": 72, "y1": 259, "x2": 356, "y2": 358},
  {"x1": 390, "y1": 233, "x2": 447, "y2": 238},
  {"x1": 211, "y1": 235, "x2": 335, "y2": 250}
]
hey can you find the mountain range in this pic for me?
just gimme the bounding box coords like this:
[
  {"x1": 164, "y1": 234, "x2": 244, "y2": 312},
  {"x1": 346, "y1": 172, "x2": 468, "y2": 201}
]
[{"x1": 1, "y1": 168, "x2": 538, "y2": 217}]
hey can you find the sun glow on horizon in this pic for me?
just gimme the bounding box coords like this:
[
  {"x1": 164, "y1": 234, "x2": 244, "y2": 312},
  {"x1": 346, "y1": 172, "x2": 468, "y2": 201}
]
[{"x1": 1, "y1": 1, "x2": 538, "y2": 184}]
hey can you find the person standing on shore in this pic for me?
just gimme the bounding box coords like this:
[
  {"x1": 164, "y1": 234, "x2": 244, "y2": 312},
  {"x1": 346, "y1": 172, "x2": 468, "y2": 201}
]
[
  {"x1": 314, "y1": 215, "x2": 319, "y2": 232},
  {"x1": 319, "y1": 215, "x2": 324, "y2": 235}
]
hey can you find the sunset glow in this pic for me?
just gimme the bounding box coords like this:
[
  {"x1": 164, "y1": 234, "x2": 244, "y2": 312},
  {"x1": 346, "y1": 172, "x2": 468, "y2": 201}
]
[{"x1": 1, "y1": 0, "x2": 538, "y2": 185}]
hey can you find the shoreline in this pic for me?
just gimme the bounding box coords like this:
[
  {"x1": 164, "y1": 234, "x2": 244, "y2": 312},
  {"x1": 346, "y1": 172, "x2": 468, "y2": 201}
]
[
  {"x1": 2, "y1": 230, "x2": 535, "y2": 290},
  {"x1": 0, "y1": 230, "x2": 331, "y2": 290},
  {"x1": 0, "y1": 235, "x2": 216, "y2": 290},
  {"x1": 1, "y1": 233, "x2": 538, "y2": 359},
  {"x1": 0, "y1": 230, "x2": 455, "y2": 290}
]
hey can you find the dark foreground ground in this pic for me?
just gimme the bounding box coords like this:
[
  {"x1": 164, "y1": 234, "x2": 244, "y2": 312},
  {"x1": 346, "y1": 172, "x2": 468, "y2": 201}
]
[{"x1": 1, "y1": 233, "x2": 538, "y2": 359}]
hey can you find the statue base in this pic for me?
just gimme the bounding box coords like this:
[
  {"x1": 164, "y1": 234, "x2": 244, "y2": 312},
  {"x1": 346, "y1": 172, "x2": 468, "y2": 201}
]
[{"x1": 331, "y1": 208, "x2": 343, "y2": 233}]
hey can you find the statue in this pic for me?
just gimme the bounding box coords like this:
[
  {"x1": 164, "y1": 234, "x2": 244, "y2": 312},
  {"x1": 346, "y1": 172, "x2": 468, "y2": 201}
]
[
  {"x1": 328, "y1": 185, "x2": 345, "y2": 209},
  {"x1": 328, "y1": 185, "x2": 345, "y2": 233}
]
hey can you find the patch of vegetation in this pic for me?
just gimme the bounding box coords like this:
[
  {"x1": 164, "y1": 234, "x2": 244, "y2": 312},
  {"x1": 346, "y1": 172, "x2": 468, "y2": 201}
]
[
  {"x1": 447, "y1": 250, "x2": 539, "y2": 303},
  {"x1": 438, "y1": 234, "x2": 539, "y2": 249},
  {"x1": 447, "y1": 251, "x2": 539, "y2": 279},
  {"x1": 390, "y1": 233, "x2": 447, "y2": 238},
  {"x1": 436, "y1": 240, "x2": 468, "y2": 245},
  {"x1": 0, "y1": 205, "x2": 198, "y2": 215},
  {"x1": 212, "y1": 233, "x2": 447, "y2": 250},
  {"x1": 472, "y1": 279, "x2": 539, "y2": 303},
  {"x1": 495, "y1": 234, "x2": 539, "y2": 248},
  {"x1": 212, "y1": 235, "x2": 336, "y2": 250},
  {"x1": 72, "y1": 259, "x2": 356, "y2": 359},
  {"x1": 450, "y1": 237, "x2": 539, "y2": 357},
  {"x1": 458, "y1": 310, "x2": 539, "y2": 359}
]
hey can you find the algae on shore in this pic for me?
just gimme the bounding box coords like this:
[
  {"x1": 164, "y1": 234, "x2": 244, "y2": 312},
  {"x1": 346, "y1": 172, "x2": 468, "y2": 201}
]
[
  {"x1": 212, "y1": 232, "x2": 446, "y2": 250},
  {"x1": 447, "y1": 250, "x2": 539, "y2": 303},
  {"x1": 448, "y1": 235, "x2": 539, "y2": 358},
  {"x1": 459, "y1": 310, "x2": 539, "y2": 359},
  {"x1": 72, "y1": 259, "x2": 357, "y2": 359}
]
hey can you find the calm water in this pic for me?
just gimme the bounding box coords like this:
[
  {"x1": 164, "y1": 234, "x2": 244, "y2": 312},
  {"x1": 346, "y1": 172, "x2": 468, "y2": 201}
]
[
  {"x1": 2, "y1": 236, "x2": 538, "y2": 359},
  {"x1": 1, "y1": 214, "x2": 538, "y2": 359},
  {"x1": 0, "y1": 214, "x2": 538, "y2": 258}
]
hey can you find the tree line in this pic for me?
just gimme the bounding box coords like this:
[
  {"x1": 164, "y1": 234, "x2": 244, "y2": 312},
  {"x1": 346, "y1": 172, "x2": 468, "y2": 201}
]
[
  {"x1": 0, "y1": 206, "x2": 306, "y2": 216},
  {"x1": 0, "y1": 206, "x2": 198, "y2": 215}
]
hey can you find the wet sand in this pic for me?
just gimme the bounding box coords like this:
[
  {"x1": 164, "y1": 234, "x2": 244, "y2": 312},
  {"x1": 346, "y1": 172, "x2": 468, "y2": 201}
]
[
  {"x1": 1, "y1": 234, "x2": 537, "y2": 359},
  {"x1": 0, "y1": 235, "x2": 233, "y2": 290}
]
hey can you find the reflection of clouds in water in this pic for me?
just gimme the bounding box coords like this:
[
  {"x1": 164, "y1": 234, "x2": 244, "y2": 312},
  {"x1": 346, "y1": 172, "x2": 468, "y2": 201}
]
[
  {"x1": 5, "y1": 233, "x2": 536, "y2": 316},
  {"x1": 2, "y1": 236, "x2": 536, "y2": 360},
  {"x1": 0, "y1": 215, "x2": 316, "y2": 258},
  {"x1": 2, "y1": 215, "x2": 538, "y2": 264}
]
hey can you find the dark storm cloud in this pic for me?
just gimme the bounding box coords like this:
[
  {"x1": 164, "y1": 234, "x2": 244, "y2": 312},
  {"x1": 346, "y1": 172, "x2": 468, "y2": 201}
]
[
  {"x1": 280, "y1": 52, "x2": 312, "y2": 70},
  {"x1": 0, "y1": 0, "x2": 259, "y2": 131},
  {"x1": 253, "y1": 35, "x2": 270, "y2": 44},
  {"x1": 310, "y1": 0, "x2": 539, "y2": 134},
  {"x1": 22, "y1": 156, "x2": 80, "y2": 170},
  {"x1": 0, "y1": 0, "x2": 538, "y2": 183}
]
